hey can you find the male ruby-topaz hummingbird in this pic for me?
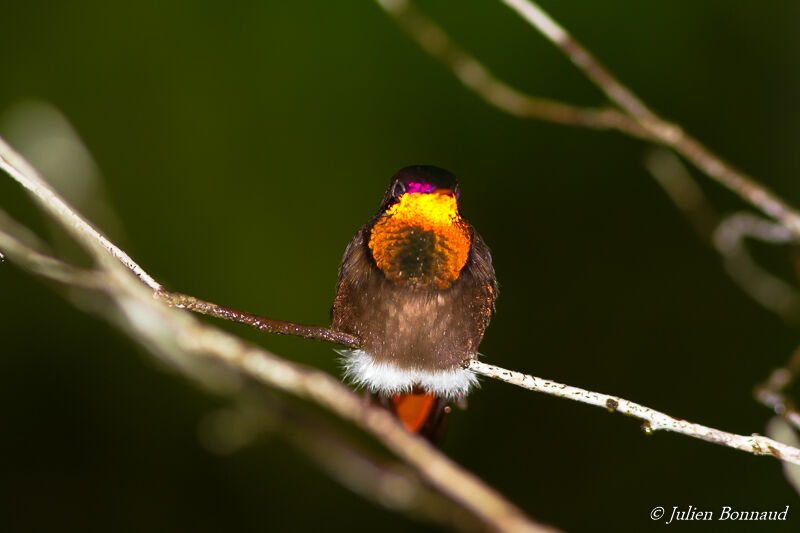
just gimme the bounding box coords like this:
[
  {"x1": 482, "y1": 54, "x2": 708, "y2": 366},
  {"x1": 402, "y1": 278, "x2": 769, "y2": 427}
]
[{"x1": 332, "y1": 166, "x2": 497, "y2": 440}]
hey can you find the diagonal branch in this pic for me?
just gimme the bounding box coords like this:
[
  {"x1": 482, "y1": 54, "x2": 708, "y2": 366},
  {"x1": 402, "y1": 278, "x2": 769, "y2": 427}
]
[
  {"x1": 467, "y1": 360, "x2": 800, "y2": 465},
  {"x1": 498, "y1": 0, "x2": 656, "y2": 123},
  {"x1": 234, "y1": 394, "x2": 477, "y2": 529},
  {"x1": 496, "y1": 0, "x2": 800, "y2": 236},
  {"x1": 0, "y1": 143, "x2": 360, "y2": 349},
  {"x1": 756, "y1": 348, "x2": 800, "y2": 433},
  {"x1": 0, "y1": 209, "x2": 104, "y2": 289},
  {"x1": 644, "y1": 148, "x2": 719, "y2": 244},
  {"x1": 713, "y1": 213, "x2": 800, "y2": 320},
  {"x1": 645, "y1": 149, "x2": 800, "y2": 322},
  {"x1": 157, "y1": 290, "x2": 361, "y2": 348},
  {"x1": 375, "y1": 0, "x2": 650, "y2": 139},
  {"x1": 0, "y1": 145, "x2": 161, "y2": 291}
]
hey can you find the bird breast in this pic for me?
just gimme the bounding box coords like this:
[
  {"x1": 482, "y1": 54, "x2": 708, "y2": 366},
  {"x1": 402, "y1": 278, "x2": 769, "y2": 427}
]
[{"x1": 368, "y1": 193, "x2": 471, "y2": 290}]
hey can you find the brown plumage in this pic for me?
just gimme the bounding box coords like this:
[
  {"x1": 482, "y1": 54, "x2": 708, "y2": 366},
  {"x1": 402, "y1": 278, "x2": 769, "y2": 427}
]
[
  {"x1": 332, "y1": 219, "x2": 495, "y2": 371},
  {"x1": 331, "y1": 166, "x2": 497, "y2": 439}
]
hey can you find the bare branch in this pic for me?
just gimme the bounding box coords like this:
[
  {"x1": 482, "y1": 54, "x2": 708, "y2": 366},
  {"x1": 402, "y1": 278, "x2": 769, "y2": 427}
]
[
  {"x1": 767, "y1": 417, "x2": 800, "y2": 496},
  {"x1": 0, "y1": 136, "x2": 360, "y2": 347},
  {"x1": 0, "y1": 210, "x2": 104, "y2": 289},
  {"x1": 645, "y1": 149, "x2": 800, "y2": 322},
  {"x1": 467, "y1": 360, "x2": 800, "y2": 466},
  {"x1": 498, "y1": 0, "x2": 800, "y2": 236},
  {"x1": 758, "y1": 380, "x2": 800, "y2": 432},
  {"x1": 756, "y1": 347, "x2": 800, "y2": 433},
  {"x1": 375, "y1": 0, "x2": 650, "y2": 139},
  {"x1": 0, "y1": 141, "x2": 161, "y2": 291},
  {"x1": 713, "y1": 213, "x2": 800, "y2": 320},
  {"x1": 157, "y1": 290, "x2": 361, "y2": 348},
  {"x1": 644, "y1": 148, "x2": 719, "y2": 242},
  {"x1": 0, "y1": 232, "x2": 104, "y2": 289},
  {"x1": 498, "y1": 0, "x2": 656, "y2": 123},
  {"x1": 207, "y1": 396, "x2": 481, "y2": 531}
]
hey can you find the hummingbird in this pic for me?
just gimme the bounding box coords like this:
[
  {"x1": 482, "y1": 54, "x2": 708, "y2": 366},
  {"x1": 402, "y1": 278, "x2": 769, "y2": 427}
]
[{"x1": 332, "y1": 166, "x2": 497, "y2": 440}]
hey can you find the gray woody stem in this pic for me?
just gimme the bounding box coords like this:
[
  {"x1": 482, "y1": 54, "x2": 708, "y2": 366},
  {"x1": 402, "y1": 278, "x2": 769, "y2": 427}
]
[{"x1": 468, "y1": 361, "x2": 800, "y2": 465}]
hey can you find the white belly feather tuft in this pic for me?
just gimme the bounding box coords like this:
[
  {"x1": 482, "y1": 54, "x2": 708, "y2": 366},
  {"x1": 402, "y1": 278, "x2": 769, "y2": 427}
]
[{"x1": 338, "y1": 349, "x2": 478, "y2": 399}]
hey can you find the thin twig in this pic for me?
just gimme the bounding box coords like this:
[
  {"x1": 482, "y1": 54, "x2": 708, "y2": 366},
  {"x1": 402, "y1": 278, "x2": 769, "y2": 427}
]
[
  {"x1": 157, "y1": 290, "x2": 361, "y2": 348},
  {"x1": 713, "y1": 213, "x2": 800, "y2": 320},
  {"x1": 758, "y1": 384, "x2": 800, "y2": 432},
  {"x1": 375, "y1": 0, "x2": 650, "y2": 139},
  {"x1": 220, "y1": 395, "x2": 482, "y2": 531},
  {"x1": 644, "y1": 148, "x2": 719, "y2": 243},
  {"x1": 498, "y1": 0, "x2": 656, "y2": 123},
  {"x1": 497, "y1": 0, "x2": 800, "y2": 236},
  {"x1": 0, "y1": 225, "x2": 104, "y2": 289},
  {"x1": 467, "y1": 360, "x2": 800, "y2": 465},
  {"x1": 0, "y1": 145, "x2": 161, "y2": 291},
  {"x1": 645, "y1": 149, "x2": 800, "y2": 322},
  {"x1": 767, "y1": 417, "x2": 800, "y2": 496},
  {"x1": 0, "y1": 139, "x2": 359, "y2": 347},
  {"x1": 756, "y1": 347, "x2": 800, "y2": 433}
]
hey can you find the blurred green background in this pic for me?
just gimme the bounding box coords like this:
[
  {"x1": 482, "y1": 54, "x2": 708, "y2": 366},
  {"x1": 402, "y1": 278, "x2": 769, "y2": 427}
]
[{"x1": 2, "y1": 1, "x2": 800, "y2": 531}]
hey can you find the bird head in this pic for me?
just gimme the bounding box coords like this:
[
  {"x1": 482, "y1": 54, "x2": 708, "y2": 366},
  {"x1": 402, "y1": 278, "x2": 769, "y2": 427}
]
[{"x1": 369, "y1": 166, "x2": 471, "y2": 289}]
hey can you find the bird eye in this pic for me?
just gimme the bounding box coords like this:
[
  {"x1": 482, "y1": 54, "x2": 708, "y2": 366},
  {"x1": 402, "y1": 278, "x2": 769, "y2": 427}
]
[{"x1": 392, "y1": 181, "x2": 407, "y2": 198}]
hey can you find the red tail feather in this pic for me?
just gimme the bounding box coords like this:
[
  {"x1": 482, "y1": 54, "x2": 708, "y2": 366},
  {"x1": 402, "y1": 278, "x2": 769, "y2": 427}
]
[
  {"x1": 392, "y1": 393, "x2": 437, "y2": 433},
  {"x1": 386, "y1": 392, "x2": 449, "y2": 442}
]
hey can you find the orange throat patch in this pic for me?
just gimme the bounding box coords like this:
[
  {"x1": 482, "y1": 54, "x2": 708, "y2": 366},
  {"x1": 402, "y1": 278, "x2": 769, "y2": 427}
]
[{"x1": 368, "y1": 192, "x2": 471, "y2": 289}]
